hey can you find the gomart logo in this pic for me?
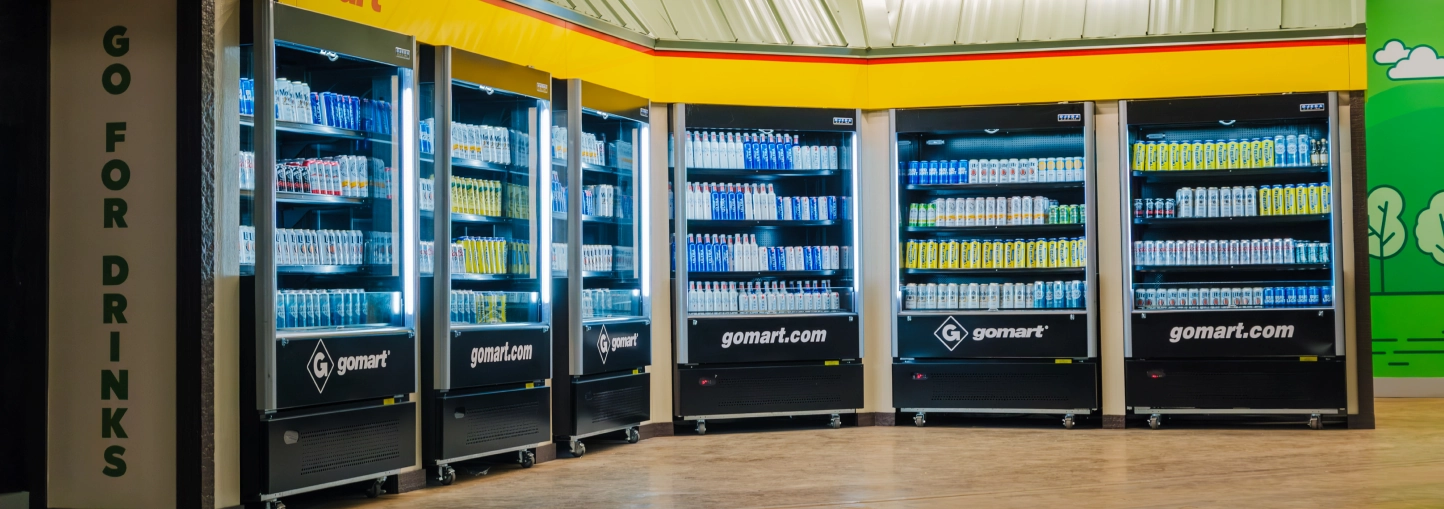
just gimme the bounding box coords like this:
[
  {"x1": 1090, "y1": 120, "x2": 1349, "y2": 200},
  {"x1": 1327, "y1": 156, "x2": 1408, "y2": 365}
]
[
  {"x1": 470, "y1": 342, "x2": 533, "y2": 367},
  {"x1": 597, "y1": 325, "x2": 639, "y2": 364},
  {"x1": 306, "y1": 339, "x2": 392, "y2": 393},
  {"x1": 720, "y1": 327, "x2": 827, "y2": 348},
  {"x1": 934, "y1": 316, "x2": 1049, "y2": 351},
  {"x1": 1169, "y1": 322, "x2": 1295, "y2": 343}
]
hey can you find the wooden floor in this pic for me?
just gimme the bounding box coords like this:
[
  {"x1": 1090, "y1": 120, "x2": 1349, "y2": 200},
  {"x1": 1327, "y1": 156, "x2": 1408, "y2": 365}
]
[{"x1": 303, "y1": 399, "x2": 1444, "y2": 509}]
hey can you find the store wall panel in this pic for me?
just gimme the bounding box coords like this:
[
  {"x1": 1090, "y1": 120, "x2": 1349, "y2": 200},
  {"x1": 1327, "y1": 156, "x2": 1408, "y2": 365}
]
[
  {"x1": 1083, "y1": 0, "x2": 1151, "y2": 39},
  {"x1": 865, "y1": 43, "x2": 1358, "y2": 109},
  {"x1": 1019, "y1": 0, "x2": 1087, "y2": 42},
  {"x1": 1093, "y1": 101, "x2": 1127, "y2": 419},
  {"x1": 1148, "y1": 0, "x2": 1215, "y2": 35},
  {"x1": 653, "y1": 55, "x2": 867, "y2": 108},
  {"x1": 957, "y1": 0, "x2": 1025, "y2": 44},
  {"x1": 860, "y1": 109, "x2": 893, "y2": 413},
  {"x1": 1213, "y1": 0, "x2": 1281, "y2": 32}
]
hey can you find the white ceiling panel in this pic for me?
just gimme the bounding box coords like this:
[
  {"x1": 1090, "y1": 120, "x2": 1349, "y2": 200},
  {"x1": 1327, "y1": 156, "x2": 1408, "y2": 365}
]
[
  {"x1": 774, "y1": 0, "x2": 848, "y2": 46},
  {"x1": 1148, "y1": 0, "x2": 1214, "y2": 35},
  {"x1": 659, "y1": 0, "x2": 736, "y2": 41},
  {"x1": 823, "y1": 0, "x2": 869, "y2": 47},
  {"x1": 1019, "y1": 0, "x2": 1087, "y2": 42},
  {"x1": 893, "y1": 0, "x2": 964, "y2": 46},
  {"x1": 716, "y1": 0, "x2": 791, "y2": 44},
  {"x1": 1083, "y1": 0, "x2": 1150, "y2": 39},
  {"x1": 1214, "y1": 0, "x2": 1281, "y2": 32},
  {"x1": 956, "y1": 0, "x2": 1024, "y2": 44},
  {"x1": 1281, "y1": 0, "x2": 1351, "y2": 29},
  {"x1": 522, "y1": 0, "x2": 1362, "y2": 50},
  {"x1": 629, "y1": 0, "x2": 678, "y2": 38}
]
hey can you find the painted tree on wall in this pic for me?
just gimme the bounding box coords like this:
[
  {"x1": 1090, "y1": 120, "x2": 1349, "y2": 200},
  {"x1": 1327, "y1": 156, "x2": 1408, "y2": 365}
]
[{"x1": 1369, "y1": 186, "x2": 1406, "y2": 291}]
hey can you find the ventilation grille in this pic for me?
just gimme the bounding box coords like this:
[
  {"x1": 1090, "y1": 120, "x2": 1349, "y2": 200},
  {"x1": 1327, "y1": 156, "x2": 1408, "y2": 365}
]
[
  {"x1": 1161, "y1": 372, "x2": 1316, "y2": 402},
  {"x1": 715, "y1": 373, "x2": 846, "y2": 408},
  {"x1": 924, "y1": 373, "x2": 1072, "y2": 403},
  {"x1": 464, "y1": 401, "x2": 542, "y2": 445},
  {"x1": 587, "y1": 386, "x2": 647, "y2": 423},
  {"x1": 299, "y1": 420, "x2": 401, "y2": 476}
]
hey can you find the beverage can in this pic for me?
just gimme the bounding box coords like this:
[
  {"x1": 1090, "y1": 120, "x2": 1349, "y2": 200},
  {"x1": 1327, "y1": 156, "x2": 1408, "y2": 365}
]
[
  {"x1": 1231, "y1": 186, "x2": 1246, "y2": 216},
  {"x1": 1190, "y1": 141, "x2": 1205, "y2": 169},
  {"x1": 1220, "y1": 187, "x2": 1233, "y2": 217},
  {"x1": 1285, "y1": 134, "x2": 1299, "y2": 166},
  {"x1": 1225, "y1": 139, "x2": 1240, "y2": 169},
  {"x1": 1177, "y1": 187, "x2": 1194, "y2": 218},
  {"x1": 1164, "y1": 199, "x2": 1176, "y2": 217},
  {"x1": 1321, "y1": 286, "x2": 1333, "y2": 306},
  {"x1": 1203, "y1": 140, "x2": 1217, "y2": 169},
  {"x1": 1249, "y1": 138, "x2": 1263, "y2": 168},
  {"x1": 1297, "y1": 133, "x2": 1311, "y2": 166},
  {"x1": 1283, "y1": 184, "x2": 1298, "y2": 215},
  {"x1": 1307, "y1": 184, "x2": 1322, "y2": 214},
  {"x1": 1179, "y1": 142, "x2": 1194, "y2": 170},
  {"x1": 1261, "y1": 137, "x2": 1276, "y2": 167},
  {"x1": 1243, "y1": 186, "x2": 1258, "y2": 216},
  {"x1": 1207, "y1": 187, "x2": 1221, "y2": 217},
  {"x1": 1270, "y1": 185, "x2": 1286, "y2": 215}
]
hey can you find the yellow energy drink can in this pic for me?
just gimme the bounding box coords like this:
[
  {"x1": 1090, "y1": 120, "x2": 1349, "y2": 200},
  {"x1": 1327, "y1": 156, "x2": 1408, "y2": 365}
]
[
  {"x1": 1270, "y1": 185, "x2": 1286, "y2": 215},
  {"x1": 1225, "y1": 140, "x2": 1240, "y2": 169},
  {"x1": 1320, "y1": 183, "x2": 1332, "y2": 213},
  {"x1": 1043, "y1": 240, "x2": 1056, "y2": 268},
  {"x1": 992, "y1": 242, "x2": 1005, "y2": 269},
  {"x1": 1283, "y1": 185, "x2": 1299, "y2": 215},
  {"x1": 1145, "y1": 142, "x2": 1158, "y2": 171},
  {"x1": 1167, "y1": 142, "x2": 1181, "y2": 170},
  {"x1": 1307, "y1": 184, "x2": 1322, "y2": 214},
  {"x1": 1261, "y1": 138, "x2": 1275, "y2": 167},
  {"x1": 1202, "y1": 140, "x2": 1216, "y2": 169},
  {"x1": 1013, "y1": 241, "x2": 1026, "y2": 269},
  {"x1": 905, "y1": 241, "x2": 917, "y2": 269},
  {"x1": 1249, "y1": 139, "x2": 1264, "y2": 169},
  {"x1": 1191, "y1": 141, "x2": 1205, "y2": 169},
  {"x1": 980, "y1": 241, "x2": 992, "y2": 268},
  {"x1": 970, "y1": 240, "x2": 983, "y2": 268},
  {"x1": 1180, "y1": 142, "x2": 1194, "y2": 170},
  {"x1": 1214, "y1": 140, "x2": 1229, "y2": 169},
  {"x1": 1132, "y1": 143, "x2": 1145, "y2": 171}
]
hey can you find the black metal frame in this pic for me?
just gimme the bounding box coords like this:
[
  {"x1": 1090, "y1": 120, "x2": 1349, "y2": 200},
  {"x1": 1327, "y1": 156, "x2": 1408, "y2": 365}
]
[
  {"x1": 889, "y1": 103, "x2": 1101, "y2": 423},
  {"x1": 670, "y1": 104, "x2": 864, "y2": 429}
]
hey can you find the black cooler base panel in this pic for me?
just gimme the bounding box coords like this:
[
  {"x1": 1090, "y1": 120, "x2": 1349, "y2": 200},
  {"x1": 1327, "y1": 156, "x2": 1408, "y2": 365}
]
[
  {"x1": 252, "y1": 401, "x2": 417, "y2": 497},
  {"x1": 892, "y1": 361, "x2": 1098, "y2": 411},
  {"x1": 675, "y1": 363, "x2": 864, "y2": 418},
  {"x1": 428, "y1": 386, "x2": 550, "y2": 464},
  {"x1": 566, "y1": 371, "x2": 651, "y2": 438},
  {"x1": 1126, "y1": 359, "x2": 1346, "y2": 410}
]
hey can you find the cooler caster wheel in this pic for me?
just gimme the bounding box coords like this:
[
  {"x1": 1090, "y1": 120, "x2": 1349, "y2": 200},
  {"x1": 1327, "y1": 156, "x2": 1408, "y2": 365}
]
[
  {"x1": 1147, "y1": 414, "x2": 1162, "y2": 430},
  {"x1": 626, "y1": 427, "x2": 641, "y2": 444},
  {"x1": 570, "y1": 440, "x2": 586, "y2": 457},
  {"x1": 438, "y1": 465, "x2": 456, "y2": 486},
  {"x1": 519, "y1": 450, "x2": 535, "y2": 468},
  {"x1": 269, "y1": 500, "x2": 286, "y2": 509},
  {"x1": 913, "y1": 413, "x2": 926, "y2": 427},
  {"x1": 1063, "y1": 414, "x2": 1076, "y2": 430},
  {"x1": 696, "y1": 420, "x2": 707, "y2": 435},
  {"x1": 364, "y1": 477, "x2": 386, "y2": 498},
  {"x1": 829, "y1": 414, "x2": 842, "y2": 429},
  {"x1": 1308, "y1": 414, "x2": 1322, "y2": 430}
]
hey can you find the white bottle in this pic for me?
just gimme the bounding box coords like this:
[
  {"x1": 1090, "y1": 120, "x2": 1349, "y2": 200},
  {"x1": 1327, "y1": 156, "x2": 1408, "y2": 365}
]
[
  {"x1": 731, "y1": 132, "x2": 744, "y2": 169},
  {"x1": 685, "y1": 131, "x2": 696, "y2": 169}
]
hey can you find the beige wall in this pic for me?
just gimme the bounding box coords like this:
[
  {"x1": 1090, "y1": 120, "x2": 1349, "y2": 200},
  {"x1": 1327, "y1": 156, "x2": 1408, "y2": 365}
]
[
  {"x1": 647, "y1": 104, "x2": 675, "y2": 424},
  {"x1": 215, "y1": 0, "x2": 242, "y2": 505},
  {"x1": 859, "y1": 110, "x2": 895, "y2": 412},
  {"x1": 1094, "y1": 102, "x2": 1127, "y2": 417}
]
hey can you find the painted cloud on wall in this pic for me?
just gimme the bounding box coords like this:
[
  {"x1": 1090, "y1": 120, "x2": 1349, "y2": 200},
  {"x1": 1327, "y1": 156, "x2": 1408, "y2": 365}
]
[{"x1": 1375, "y1": 39, "x2": 1444, "y2": 80}]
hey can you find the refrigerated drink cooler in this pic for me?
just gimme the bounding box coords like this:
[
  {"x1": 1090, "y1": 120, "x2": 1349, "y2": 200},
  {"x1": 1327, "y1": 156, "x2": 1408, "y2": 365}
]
[
  {"x1": 1120, "y1": 93, "x2": 1346, "y2": 430},
  {"x1": 239, "y1": 3, "x2": 419, "y2": 508},
  {"x1": 890, "y1": 104, "x2": 1100, "y2": 429},
  {"x1": 671, "y1": 105, "x2": 864, "y2": 435},
  {"x1": 417, "y1": 45, "x2": 554, "y2": 485},
  {"x1": 551, "y1": 79, "x2": 653, "y2": 457}
]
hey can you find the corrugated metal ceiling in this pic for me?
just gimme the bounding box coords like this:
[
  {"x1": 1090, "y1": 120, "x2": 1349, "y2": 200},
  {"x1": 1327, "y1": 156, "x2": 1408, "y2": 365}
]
[{"x1": 530, "y1": 0, "x2": 1364, "y2": 50}]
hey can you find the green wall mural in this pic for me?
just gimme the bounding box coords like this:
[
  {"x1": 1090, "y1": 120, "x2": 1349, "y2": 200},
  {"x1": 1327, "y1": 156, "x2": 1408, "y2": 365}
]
[{"x1": 1367, "y1": 0, "x2": 1444, "y2": 377}]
